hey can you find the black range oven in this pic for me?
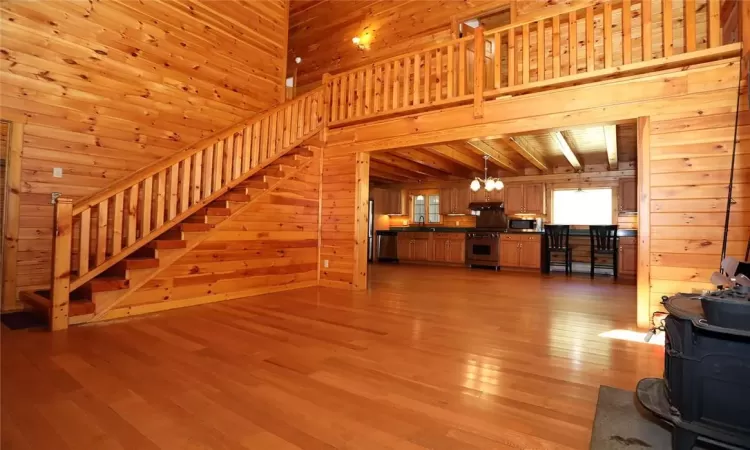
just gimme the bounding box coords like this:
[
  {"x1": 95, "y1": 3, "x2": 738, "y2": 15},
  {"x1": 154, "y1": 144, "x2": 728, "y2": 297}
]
[{"x1": 466, "y1": 231, "x2": 500, "y2": 270}]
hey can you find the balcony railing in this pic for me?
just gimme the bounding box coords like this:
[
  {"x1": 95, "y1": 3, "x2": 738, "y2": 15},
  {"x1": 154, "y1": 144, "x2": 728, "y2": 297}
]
[{"x1": 324, "y1": 0, "x2": 738, "y2": 127}]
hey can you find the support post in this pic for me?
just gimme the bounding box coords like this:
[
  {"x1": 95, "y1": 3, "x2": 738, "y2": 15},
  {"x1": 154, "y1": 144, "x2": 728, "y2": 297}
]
[
  {"x1": 321, "y1": 73, "x2": 331, "y2": 142},
  {"x1": 352, "y1": 152, "x2": 370, "y2": 290},
  {"x1": 473, "y1": 26, "x2": 485, "y2": 119},
  {"x1": 636, "y1": 117, "x2": 651, "y2": 329},
  {"x1": 50, "y1": 198, "x2": 73, "y2": 331}
]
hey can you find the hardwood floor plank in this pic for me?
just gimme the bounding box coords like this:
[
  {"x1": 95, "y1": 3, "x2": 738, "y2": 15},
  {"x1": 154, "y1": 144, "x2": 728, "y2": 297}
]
[{"x1": 1, "y1": 265, "x2": 661, "y2": 449}]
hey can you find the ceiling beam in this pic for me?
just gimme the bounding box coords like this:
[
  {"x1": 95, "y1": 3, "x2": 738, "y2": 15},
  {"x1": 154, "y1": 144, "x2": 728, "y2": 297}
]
[
  {"x1": 502, "y1": 136, "x2": 550, "y2": 173},
  {"x1": 369, "y1": 160, "x2": 424, "y2": 181},
  {"x1": 464, "y1": 140, "x2": 522, "y2": 174},
  {"x1": 370, "y1": 152, "x2": 450, "y2": 179},
  {"x1": 393, "y1": 148, "x2": 472, "y2": 177},
  {"x1": 423, "y1": 144, "x2": 485, "y2": 172},
  {"x1": 550, "y1": 132, "x2": 582, "y2": 170},
  {"x1": 369, "y1": 168, "x2": 413, "y2": 183},
  {"x1": 603, "y1": 125, "x2": 618, "y2": 170}
]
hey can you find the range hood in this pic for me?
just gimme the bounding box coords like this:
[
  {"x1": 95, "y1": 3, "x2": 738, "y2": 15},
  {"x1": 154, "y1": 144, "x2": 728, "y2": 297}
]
[{"x1": 469, "y1": 202, "x2": 504, "y2": 211}]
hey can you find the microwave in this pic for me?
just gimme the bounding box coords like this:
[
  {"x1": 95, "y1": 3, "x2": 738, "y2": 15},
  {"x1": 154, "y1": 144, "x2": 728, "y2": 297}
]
[{"x1": 508, "y1": 218, "x2": 541, "y2": 231}]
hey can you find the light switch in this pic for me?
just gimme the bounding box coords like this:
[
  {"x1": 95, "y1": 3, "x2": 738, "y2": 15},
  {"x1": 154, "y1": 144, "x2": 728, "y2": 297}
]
[
  {"x1": 53, "y1": 168, "x2": 63, "y2": 178},
  {"x1": 323, "y1": 260, "x2": 329, "y2": 268}
]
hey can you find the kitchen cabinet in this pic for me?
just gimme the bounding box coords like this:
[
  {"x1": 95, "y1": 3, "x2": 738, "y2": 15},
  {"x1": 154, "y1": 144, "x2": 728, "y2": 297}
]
[
  {"x1": 431, "y1": 233, "x2": 465, "y2": 264},
  {"x1": 619, "y1": 178, "x2": 637, "y2": 213},
  {"x1": 470, "y1": 186, "x2": 505, "y2": 204},
  {"x1": 618, "y1": 236, "x2": 637, "y2": 277},
  {"x1": 372, "y1": 188, "x2": 403, "y2": 215},
  {"x1": 504, "y1": 183, "x2": 545, "y2": 215},
  {"x1": 440, "y1": 187, "x2": 471, "y2": 215},
  {"x1": 499, "y1": 234, "x2": 541, "y2": 269},
  {"x1": 397, "y1": 233, "x2": 430, "y2": 261}
]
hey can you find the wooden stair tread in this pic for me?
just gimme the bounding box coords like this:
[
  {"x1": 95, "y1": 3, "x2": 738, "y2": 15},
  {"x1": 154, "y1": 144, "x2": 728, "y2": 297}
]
[
  {"x1": 118, "y1": 258, "x2": 160, "y2": 270},
  {"x1": 179, "y1": 223, "x2": 213, "y2": 232},
  {"x1": 84, "y1": 277, "x2": 129, "y2": 293},
  {"x1": 147, "y1": 240, "x2": 187, "y2": 250}
]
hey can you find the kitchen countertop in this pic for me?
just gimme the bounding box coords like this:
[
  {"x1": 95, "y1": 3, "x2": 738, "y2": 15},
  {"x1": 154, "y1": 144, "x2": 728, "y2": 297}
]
[{"x1": 380, "y1": 228, "x2": 638, "y2": 237}]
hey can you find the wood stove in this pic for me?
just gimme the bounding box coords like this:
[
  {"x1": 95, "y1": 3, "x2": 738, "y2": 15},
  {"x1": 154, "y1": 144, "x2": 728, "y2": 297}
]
[{"x1": 636, "y1": 288, "x2": 750, "y2": 449}]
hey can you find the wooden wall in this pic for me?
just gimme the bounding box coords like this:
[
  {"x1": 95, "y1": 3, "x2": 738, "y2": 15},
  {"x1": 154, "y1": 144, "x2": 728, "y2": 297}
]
[
  {"x1": 320, "y1": 153, "x2": 368, "y2": 288},
  {"x1": 288, "y1": 0, "x2": 509, "y2": 91},
  {"x1": 648, "y1": 109, "x2": 749, "y2": 314},
  {"x1": 0, "y1": 0, "x2": 289, "y2": 297},
  {"x1": 109, "y1": 154, "x2": 320, "y2": 317}
]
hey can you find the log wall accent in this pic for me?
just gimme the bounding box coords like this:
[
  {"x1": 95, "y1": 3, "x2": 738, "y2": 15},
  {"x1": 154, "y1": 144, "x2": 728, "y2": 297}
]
[
  {"x1": 0, "y1": 0, "x2": 289, "y2": 294},
  {"x1": 107, "y1": 154, "x2": 320, "y2": 318}
]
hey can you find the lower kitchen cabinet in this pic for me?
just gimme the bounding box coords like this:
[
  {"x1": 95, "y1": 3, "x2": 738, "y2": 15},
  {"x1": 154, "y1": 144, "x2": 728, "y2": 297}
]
[
  {"x1": 499, "y1": 234, "x2": 541, "y2": 269},
  {"x1": 431, "y1": 233, "x2": 465, "y2": 264},
  {"x1": 618, "y1": 237, "x2": 637, "y2": 276},
  {"x1": 397, "y1": 233, "x2": 430, "y2": 261},
  {"x1": 412, "y1": 237, "x2": 430, "y2": 261}
]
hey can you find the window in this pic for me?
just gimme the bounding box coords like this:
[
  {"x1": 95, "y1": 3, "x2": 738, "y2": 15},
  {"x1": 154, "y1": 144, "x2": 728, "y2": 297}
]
[
  {"x1": 411, "y1": 193, "x2": 440, "y2": 223},
  {"x1": 552, "y1": 188, "x2": 613, "y2": 225}
]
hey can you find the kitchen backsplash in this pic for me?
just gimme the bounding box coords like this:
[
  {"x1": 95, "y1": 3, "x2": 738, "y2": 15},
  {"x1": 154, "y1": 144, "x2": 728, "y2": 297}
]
[{"x1": 388, "y1": 215, "x2": 476, "y2": 228}]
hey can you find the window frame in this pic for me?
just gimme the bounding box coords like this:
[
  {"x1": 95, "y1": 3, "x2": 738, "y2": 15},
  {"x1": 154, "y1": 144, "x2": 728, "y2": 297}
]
[{"x1": 407, "y1": 188, "x2": 442, "y2": 224}]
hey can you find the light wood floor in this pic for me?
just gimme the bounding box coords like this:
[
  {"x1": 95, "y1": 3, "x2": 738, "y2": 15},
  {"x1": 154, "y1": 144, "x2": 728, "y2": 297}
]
[{"x1": 1, "y1": 265, "x2": 662, "y2": 449}]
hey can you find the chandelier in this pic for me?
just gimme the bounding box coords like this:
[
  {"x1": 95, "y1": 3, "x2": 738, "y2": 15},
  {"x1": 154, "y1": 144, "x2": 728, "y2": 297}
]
[{"x1": 470, "y1": 155, "x2": 504, "y2": 192}]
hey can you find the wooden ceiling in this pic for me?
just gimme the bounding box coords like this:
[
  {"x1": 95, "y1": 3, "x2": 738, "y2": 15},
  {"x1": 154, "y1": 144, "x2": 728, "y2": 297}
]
[{"x1": 369, "y1": 122, "x2": 637, "y2": 184}]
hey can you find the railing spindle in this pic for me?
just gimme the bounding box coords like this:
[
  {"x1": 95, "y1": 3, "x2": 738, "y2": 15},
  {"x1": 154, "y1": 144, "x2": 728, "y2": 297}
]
[
  {"x1": 357, "y1": 69, "x2": 365, "y2": 117},
  {"x1": 522, "y1": 24, "x2": 530, "y2": 84},
  {"x1": 458, "y1": 42, "x2": 466, "y2": 95},
  {"x1": 423, "y1": 51, "x2": 431, "y2": 103},
  {"x1": 586, "y1": 6, "x2": 594, "y2": 72},
  {"x1": 179, "y1": 159, "x2": 190, "y2": 213},
  {"x1": 190, "y1": 152, "x2": 201, "y2": 205},
  {"x1": 604, "y1": 2, "x2": 613, "y2": 66},
  {"x1": 568, "y1": 13, "x2": 577, "y2": 75},
  {"x1": 274, "y1": 115, "x2": 283, "y2": 156},
  {"x1": 623, "y1": 0, "x2": 632, "y2": 64},
  {"x1": 383, "y1": 62, "x2": 392, "y2": 111},
  {"x1": 493, "y1": 33, "x2": 501, "y2": 89},
  {"x1": 552, "y1": 15, "x2": 560, "y2": 78},
  {"x1": 155, "y1": 171, "x2": 165, "y2": 228},
  {"x1": 347, "y1": 72, "x2": 356, "y2": 119},
  {"x1": 374, "y1": 65, "x2": 382, "y2": 113},
  {"x1": 112, "y1": 192, "x2": 124, "y2": 253},
  {"x1": 447, "y1": 45, "x2": 454, "y2": 98},
  {"x1": 473, "y1": 26, "x2": 484, "y2": 118},
  {"x1": 537, "y1": 20, "x2": 544, "y2": 81},
  {"x1": 142, "y1": 176, "x2": 153, "y2": 234},
  {"x1": 331, "y1": 79, "x2": 340, "y2": 121},
  {"x1": 167, "y1": 165, "x2": 178, "y2": 221},
  {"x1": 212, "y1": 141, "x2": 223, "y2": 192},
  {"x1": 392, "y1": 59, "x2": 400, "y2": 109},
  {"x1": 232, "y1": 134, "x2": 242, "y2": 180},
  {"x1": 684, "y1": 0, "x2": 696, "y2": 52},
  {"x1": 402, "y1": 57, "x2": 410, "y2": 107},
  {"x1": 708, "y1": 0, "x2": 720, "y2": 48},
  {"x1": 96, "y1": 200, "x2": 108, "y2": 265},
  {"x1": 224, "y1": 136, "x2": 234, "y2": 183},
  {"x1": 78, "y1": 209, "x2": 91, "y2": 276},
  {"x1": 413, "y1": 54, "x2": 421, "y2": 105},
  {"x1": 365, "y1": 68, "x2": 373, "y2": 115},
  {"x1": 242, "y1": 126, "x2": 252, "y2": 172},
  {"x1": 643, "y1": 0, "x2": 652, "y2": 61},
  {"x1": 127, "y1": 184, "x2": 139, "y2": 244},
  {"x1": 662, "y1": 0, "x2": 672, "y2": 57},
  {"x1": 267, "y1": 115, "x2": 277, "y2": 159},
  {"x1": 508, "y1": 28, "x2": 516, "y2": 86}
]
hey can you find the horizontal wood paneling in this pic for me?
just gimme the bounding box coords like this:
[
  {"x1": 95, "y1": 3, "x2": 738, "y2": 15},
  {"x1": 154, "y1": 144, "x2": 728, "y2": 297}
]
[
  {"x1": 0, "y1": 0, "x2": 289, "y2": 292},
  {"x1": 649, "y1": 109, "x2": 749, "y2": 312},
  {"x1": 288, "y1": 0, "x2": 509, "y2": 91},
  {"x1": 116, "y1": 155, "x2": 320, "y2": 311},
  {"x1": 320, "y1": 153, "x2": 357, "y2": 287}
]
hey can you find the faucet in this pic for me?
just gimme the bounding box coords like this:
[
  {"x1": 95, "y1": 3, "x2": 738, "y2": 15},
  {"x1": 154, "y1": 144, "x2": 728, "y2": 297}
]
[{"x1": 418, "y1": 215, "x2": 425, "y2": 227}]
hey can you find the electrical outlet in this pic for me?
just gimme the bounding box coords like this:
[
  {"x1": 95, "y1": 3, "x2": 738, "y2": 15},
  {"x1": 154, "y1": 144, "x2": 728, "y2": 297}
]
[
  {"x1": 52, "y1": 168, "x2": 63, "y2": 178},
  {"x1": 323, "y1": 260, "x2": 329, "y2": 268},
  {"x1": 455, "y1": 220, "x2": 459, "y2": 226}
]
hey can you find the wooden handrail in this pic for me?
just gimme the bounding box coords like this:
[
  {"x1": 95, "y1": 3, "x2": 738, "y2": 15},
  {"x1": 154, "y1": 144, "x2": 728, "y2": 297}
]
[
  {"x1": 57, "y1": 86, "x2": 324, "y2": 302},
  {"x1": 72, "y1": 87, "x2": 325, "y2": 215}
]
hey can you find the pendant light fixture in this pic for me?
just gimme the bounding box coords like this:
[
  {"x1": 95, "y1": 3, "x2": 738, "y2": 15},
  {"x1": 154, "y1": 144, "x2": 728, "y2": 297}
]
[{"x1": 470, "y1": 155, "x2": 504, "y2": 193}]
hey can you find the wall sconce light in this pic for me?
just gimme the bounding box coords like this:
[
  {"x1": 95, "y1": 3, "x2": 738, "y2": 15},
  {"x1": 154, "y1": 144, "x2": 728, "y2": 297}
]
[
  {"x1": 294, "y1": 56, "x2": 302, "y2": 64},
  {"x1": 352, "y1": 33, "x2": 371, "y2": 50}
]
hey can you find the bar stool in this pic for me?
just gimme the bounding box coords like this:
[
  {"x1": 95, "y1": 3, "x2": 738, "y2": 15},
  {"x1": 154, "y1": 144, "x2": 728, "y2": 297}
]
[
  {"x1": 544, "y1": 225, "x2": 572, "y2": 275},
  {"x1": 589, "y1": 225, "x2": 619, "y2": 279}
]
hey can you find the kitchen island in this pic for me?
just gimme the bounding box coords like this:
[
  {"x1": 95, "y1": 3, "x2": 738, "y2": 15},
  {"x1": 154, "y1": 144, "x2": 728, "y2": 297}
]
[{"x1": 377, "y1": 228, "x2": 638, "y2": 276}]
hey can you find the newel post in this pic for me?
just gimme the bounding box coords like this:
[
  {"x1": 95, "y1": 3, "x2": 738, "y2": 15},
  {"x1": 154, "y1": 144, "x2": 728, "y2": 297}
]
[
  {"x1": 50, "y1": 197, "x2": 73, "y2": 331},
  {"x1": 473, "y1": 26, "x2": 485, "y2": 119},
  {"x1": 320, "y1": 73, "x2": 331, "y2": 142}
]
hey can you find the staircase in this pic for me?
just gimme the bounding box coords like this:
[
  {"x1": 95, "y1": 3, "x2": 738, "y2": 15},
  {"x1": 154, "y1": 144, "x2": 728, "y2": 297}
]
[{"x1": 21, "y1": 87, "x2": 324, "y2": 330}]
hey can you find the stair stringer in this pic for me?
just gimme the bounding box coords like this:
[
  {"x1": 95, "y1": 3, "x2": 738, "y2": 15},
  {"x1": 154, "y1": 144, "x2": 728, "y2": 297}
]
[{"x1": 86, "y1": 150, "x2": 319, "y2": 323}]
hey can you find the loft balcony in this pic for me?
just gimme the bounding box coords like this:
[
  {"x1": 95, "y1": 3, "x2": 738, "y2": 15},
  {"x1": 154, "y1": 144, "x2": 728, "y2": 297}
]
[{"x1": 321, "y1": 0, "x2": 740, "y2": 129}]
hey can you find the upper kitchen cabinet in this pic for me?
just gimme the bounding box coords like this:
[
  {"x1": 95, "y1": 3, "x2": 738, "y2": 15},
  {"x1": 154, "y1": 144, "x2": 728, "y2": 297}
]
[
  {"x1": 619, "y1": 178, "x2": 637, "y2": 213},
  {"x1": 440, "y1": 186, "x2": 471, "y2": 215},
  {"x1": 372, "y1": 188, "x2": 403, "y2": 215},
  {"x1": 469, "y1": 186, "x2": 504, "y2": 204},
  {"x1": 505, "y1": 183, "x2": 545, "y2": 215}
]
